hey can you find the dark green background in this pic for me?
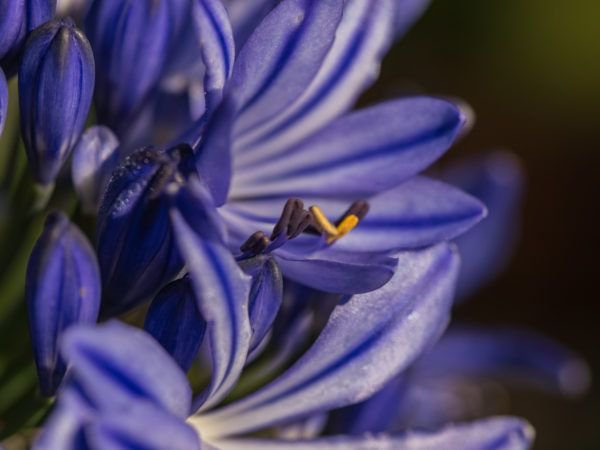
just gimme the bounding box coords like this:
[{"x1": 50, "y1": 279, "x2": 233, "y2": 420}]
[{"x1": 376, "y1": 1, "x2": 599, "y2": 448}]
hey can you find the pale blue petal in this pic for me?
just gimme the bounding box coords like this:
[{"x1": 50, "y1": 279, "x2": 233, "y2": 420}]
[
  {"x1": 231, "y1": 97, "x2": 464, "y2": 199},
  {"x1": 192, "y1": 244, "x2": 459, "y2": 438}
]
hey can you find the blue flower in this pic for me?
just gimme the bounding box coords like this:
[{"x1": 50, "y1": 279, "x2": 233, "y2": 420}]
[
  {"x1": 26, "y1": 211, "x2": 101, "y2": 396},
  {"x1": 0, "y1": 0, "x2": 56, "y2": 76},
  {"x1": 179, "y1": 0, "x2": 485, "y2": 294},
  {"x1": 19, "y1": 17, "x2": 95, "y2": 186},
  {"x1": 34, "y1": 229, "x2": 533, "y2": 449}
]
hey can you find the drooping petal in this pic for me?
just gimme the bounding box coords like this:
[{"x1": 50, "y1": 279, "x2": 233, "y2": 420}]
[
  {"x1": 71, "y1": 125, "x2": 120, "y2": 214},
  {"x1": 170, "y1": 201, "x2": 252, "y2": 412},
  {"x1": 413, "y1": 326, "x2": 591, "y2": 398},
  {"x1": 83, "y1": 401, "x2": 201, "y2": 450},
  {"x1": 441, "y1": 151, "x2": 525, "y2": 300},
  {"x1": 26, "y1": 212, "x2": 101, "y2": 396},
  {"x1": 274, "y1": 248, "x2": 397, "y2": 294},
  {"x1": 192, "y1": 244, "x2": 459, "y2": 438},
  {"x1": 144, "y1": 276, "x2": 207, "y2": 373},
  {"x1": 239, "y1": 256, "x2": 284, "y2": 353},
  {"x1": 233, "y1": 0, "x2": 396, "y2": 163},
  {"x1": 61, "y1": 321, "x2": 192, "y2": 419},
  {"x1": 231, "y1": 97, "x2": 464, "y2": 199},
  {"x1": 19, "y1": 18, "x2": 95, "y2": 185},
  {"x1": 214, "y1": 416, "x2": 534, "y2": 450}
]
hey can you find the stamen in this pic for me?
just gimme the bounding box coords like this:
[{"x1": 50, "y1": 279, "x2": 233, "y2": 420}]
[
  {"x1": 309, "y1": 206, "x2": 339, "y2": 237},
  {"x1": 238, "y1": 199, "x2": 369, "y2": 260}
]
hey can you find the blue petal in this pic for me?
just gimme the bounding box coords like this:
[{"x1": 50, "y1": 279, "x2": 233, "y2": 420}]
[
  {"x1": 192, "y1": 244, "x2": 459, "y2": 438},
  {"x1": 61, "y1": 320, "x2": 192, "y2": 419},
  {"x1": 222, "y1": 0, "x2": 278, "y2": 48},
  {"x1": 71, "y1": 125, "x2": 120, "y2": 214},
  {"x1": 83, "y1": 401, "x2": 201, "y2": 450},
  {"x1": 170, "y1": 202, "x2": 252, "y2": 411},
  {"x1": 274, "y1": 248, "x2": 397, "y2": 294},
  {"x1": 85, "y1": 0, "x2": 186, "y2": 139},
  {"x1": 413, "y1": 325, "x2": 591, "y2": 397},
  {"x1": 228, "y1": 0, "x2": 343, "y2": 133},
  {"x1": 394, "y1": 0, "x2": 431, "y2": 39},
  {"x1": 192, "y1": 0, "x2": 235, "y2": 114},
  {"x1": 233, "y1": 0, "x2": 396, "y2": 163},
  {"x1": 144, "y1": 275, "x2": 207, "y2": 373},
  {"x1": 0, "y1": 67, "x2": 7, "y2": 137},
  {"x1": 19, "y1": 18, "x2": 95, "y2": 185},
  {"x1": 321, "y1": 177, "x2": 486, "y2": 252},
  {"x1": 440, "y1": 151, "x2": 525, "y2": 300},
  {"x1": 0, "y1": 0, "x2": 56, "y2": 76},
  {"x1": 213, "y1": 417, "x2": 534, "y2": 450},
  {"x1": 26, "y1": 212, "x2": 101, "y2": 396},
  {"x1": 231, "y1": 97, "x2": 464, "y2": 198},
  {"x1": 239, "y1": 256, "x2": 284, "y2": 353}
]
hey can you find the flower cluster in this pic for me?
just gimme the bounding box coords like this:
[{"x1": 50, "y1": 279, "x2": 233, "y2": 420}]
[{"x1": 0, "y1": 0, "x2": 588, "y2": 449}]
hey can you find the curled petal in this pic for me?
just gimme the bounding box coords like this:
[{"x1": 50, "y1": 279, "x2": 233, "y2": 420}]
[
  {"x1": 193, "y1": 244, "x2": 459, "y2": 438},
  {"x1": 214, "y1": 416, "x2": 534, "y2": 450},
  {"x1": 144, "y1": 276, "x2": 207, "y2": 373},
  {"x1": 170, "y1": 202, "x2": 252, "y2": 411},
  {"x1": 71, "y1": 125, "x2": 120, "y2": 214},
  {"x1": 61, "y1": 321, "x2": 192, "y2": 419},
  {"x1": 232, "y1": 97, "x2": 464, "y2": 198},
  {"x1": 27, "y1": 212, "x2": 101, "y2": 396}
]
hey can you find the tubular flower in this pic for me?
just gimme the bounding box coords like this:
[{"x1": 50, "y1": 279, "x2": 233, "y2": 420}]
[
  {"x1": 26, "y1": 212, "x2": 101, "y2": 396},
  {"x1": 0, "y1": 0, "x2": 56, "y2": 76},
  {"x1": 19, "y1": 17, "x2": 95, "y2": 186},
  {"x1": 0, "y1": 67, "x2": 7, "y2": 138}
]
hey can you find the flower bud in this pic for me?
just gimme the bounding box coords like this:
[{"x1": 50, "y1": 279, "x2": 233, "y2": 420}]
[
  {"x1": 71, "y1": 126, "x2": 120, "y2": 214},
  {"x1": 85, "y1": 0, "x2": 188, "y2": 139},
  {"x1": 26, "y1": 211, "x2": 101, "y2": 396},
  {"x1": 0, "y1": 0, "x2": 56, "y2": 76},
  {"x1": 19, "y1": 17, "x2": 95, "y2": 186},
  {"x1": 96, "y1": 144, "x2": 194, "y2": 316},
  {"x1": 0, "y1": 67, "x2": 7, "y2": 138},
  {"x1": 144, "y1": 276, "x2": 206, "y2": 372}
]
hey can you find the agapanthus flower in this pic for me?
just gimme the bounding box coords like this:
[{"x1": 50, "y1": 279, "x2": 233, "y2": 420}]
[
  {"x1": 0, "y1": 67, "x2": 7, "y2": 138},
  {"x1": 91, "y1": 0, "x2": 486, "y2": 314},
  {"x1": 34, "y1": 225, "x2": 534, "y2": 449}
]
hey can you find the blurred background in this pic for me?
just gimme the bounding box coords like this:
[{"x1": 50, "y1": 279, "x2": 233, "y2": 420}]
[{"x1": 372, "y1": 0, "x2": 599, "y2": 448}]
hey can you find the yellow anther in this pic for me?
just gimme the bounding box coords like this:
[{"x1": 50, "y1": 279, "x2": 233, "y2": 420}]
[{"x1": 309, "y1": 206, "x2": 339, "y2": 238}]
